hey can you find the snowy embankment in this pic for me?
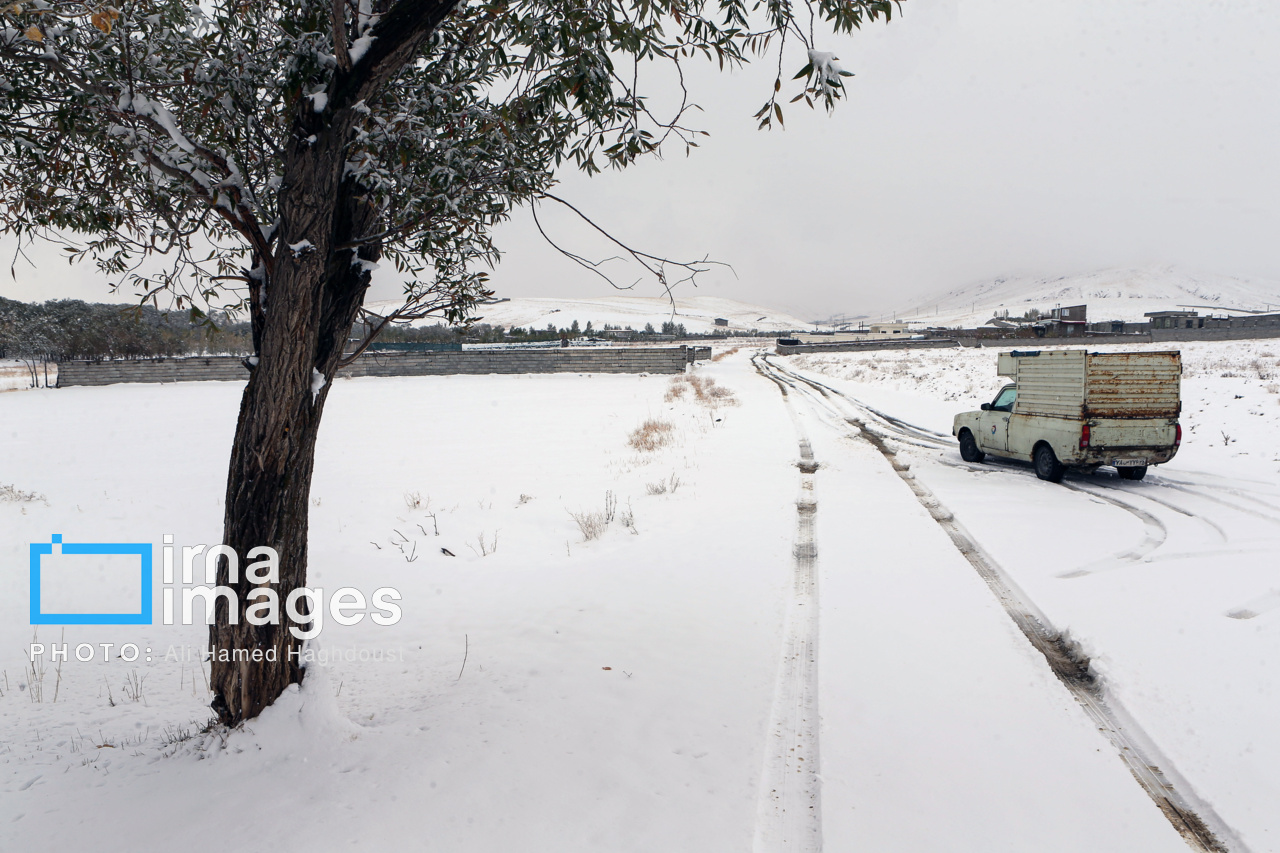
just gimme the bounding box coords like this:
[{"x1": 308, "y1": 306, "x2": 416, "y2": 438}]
[{"x1": 787, "y1": 339, "x2": 1280, "y2": 851}]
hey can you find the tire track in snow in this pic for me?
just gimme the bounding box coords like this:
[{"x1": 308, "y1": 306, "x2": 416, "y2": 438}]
[
  {"x1": 1157, "y1": 469, "x2": 1280, "y2": 496},
  {"x1": 1148, "y1": 480, "x2": 1280, "y2": 528},
  {"x1": 1056, "y1": 483, "x2": 1169, "y2": 578},
  {"x1": 782, "y1": 361, "x2": 1265, "y2": 525},
  {"x1": 762, "y1": 356, "x2": 1244, "y2": 853},
  {"x1": 782, "y1": 365, "x2": 1280, "y2": 639},
  {"x1": 775, "y1": 367, "x2": 953, "y2": 450},
  {"x1": 786, "y1": 364, "x2": 1246, "y2": 572},
  {"x1": 945, "y1": 457, "x2": 1233, "y2": 556},
  {"x1": 752, "y1": 355, "x2": 823, "y2": 853},
  {"x1": 943, "y1": 456, "x2": 1240, "y2": 576}
]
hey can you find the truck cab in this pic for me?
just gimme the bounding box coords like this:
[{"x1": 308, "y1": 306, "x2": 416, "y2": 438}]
[{"x1": 953, "y1": 350, "x2": 1182, "y2": 483}]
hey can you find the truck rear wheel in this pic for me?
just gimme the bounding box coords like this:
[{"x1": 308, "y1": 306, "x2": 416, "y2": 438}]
[
  {"x1": 1117, "y1": 465, "x2": 1148, "y2": 481},
  {"x1": 1034, "y1": 443, "x2": 1064, "y2": 483},
  {"x1": 958, "y1": 430, "x2": 985, "y2": 463}
]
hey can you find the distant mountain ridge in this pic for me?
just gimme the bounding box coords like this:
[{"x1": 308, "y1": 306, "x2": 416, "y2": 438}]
[{"x1": 890, "y1": 266, "x2": 1280, "y2": 328}]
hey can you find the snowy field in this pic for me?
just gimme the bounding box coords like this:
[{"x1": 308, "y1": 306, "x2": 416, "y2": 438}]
[
  {"x1": 2, "y1": 359, "x2": 798, "y2": 852},
  {"x1": 1, "y1": 340, "x2": 1277, "y2": 851}
]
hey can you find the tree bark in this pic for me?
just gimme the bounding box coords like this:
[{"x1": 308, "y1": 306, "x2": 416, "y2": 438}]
[
  {"x1": 205, "y1": 0, "x2": 462, "y2": 726},
  {"x1": 208, "y1": 121, "x2": 381, "y2": 726}
]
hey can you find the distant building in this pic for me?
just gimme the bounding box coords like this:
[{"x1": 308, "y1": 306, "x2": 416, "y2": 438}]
[
  {"x1": 1236, "y1": 312, "x2": 1280, "y2": 328},
  {"x1": 1089, "y1": 320, "x2": 1149, "y2": 334},
  {"x1": 1145, "y1": 310, "x2": 1203, "y2": 330},
  {"x1": 713, "y1": 317, "x2": 729, "y2": 327},
  {"x1": 869, "y1": 322, "x2": 911, "y2": 336},
  {"x1": 789, "y1": 331, "x2": 871, "y2": 344},
  {"x1": 1050, "y1": 304, "x2": 1088, "y2": 335}
]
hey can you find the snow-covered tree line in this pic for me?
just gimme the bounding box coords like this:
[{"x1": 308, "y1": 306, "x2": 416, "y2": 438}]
[{"x1": 0, "y1": 296, "x2": 251, "y2": 362}]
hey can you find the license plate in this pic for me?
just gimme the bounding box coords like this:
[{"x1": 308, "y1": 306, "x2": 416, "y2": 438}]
[{"x1": 1113, "y1": 458, "x2": 1147, "y2": 467}]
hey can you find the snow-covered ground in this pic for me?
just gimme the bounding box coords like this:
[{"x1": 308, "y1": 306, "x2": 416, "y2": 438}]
[
  {"x1": 787, "y1": 339, "x2": 1280, "y2": 851},
  {"x1": 882, "y1": 265, "x2": 1280, "y2": 328},
  {"x1": 3, "y1": 361, "x2": 796, "y2": 852},
  {"x1": 1, "y1": 341, "x2": 1276, "y2": 850},
  {"x1": 365, "y1": 294, "x2": 815, "y2": 334}
]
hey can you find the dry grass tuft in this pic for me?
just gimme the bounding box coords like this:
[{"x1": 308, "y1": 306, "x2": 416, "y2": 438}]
[
  {"x1": 628, "y1": 419, "x2": 675, "y2": 451},
  {"x1": 711, "y1": 346, "x2": 741, "y2": 362},
  {"x1": 0, "y1": 483, "x2": 45, "y2": 503},
  {"x1": 665, "y1": 373, "x2": 738, "y2": 407},
  {"x1": 645, "y1": 474, "x2": 681, "y2": 495},
  {"x1": 570, "y1": 491, "x2": 618, "y2": 541}
]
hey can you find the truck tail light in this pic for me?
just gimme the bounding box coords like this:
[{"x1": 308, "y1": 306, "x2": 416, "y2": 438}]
[
  {"x1": 1079, "y1": 423, "x2": 1091, "y2": 450},
  {"x1": 1174, "y1": 423, "x2": 1182, "y2": 447}
]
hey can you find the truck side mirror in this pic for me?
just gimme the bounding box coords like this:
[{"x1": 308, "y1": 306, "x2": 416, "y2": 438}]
[{"x1": 980, "y1": 403, "x2": 991, "y2": 411}]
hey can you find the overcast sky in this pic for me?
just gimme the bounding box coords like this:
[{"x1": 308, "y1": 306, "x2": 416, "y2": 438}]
[{"x1": 3, "y1": 0, "x2": 1278, "y2": 321}]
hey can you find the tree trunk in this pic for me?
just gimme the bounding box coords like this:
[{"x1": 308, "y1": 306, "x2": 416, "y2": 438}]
[
  {"x1": 209, "y1": 123, "x2": 380, "y2": 726},
  {"x1": 203, "y1": 0, "x2": 466, "y2": 725}
]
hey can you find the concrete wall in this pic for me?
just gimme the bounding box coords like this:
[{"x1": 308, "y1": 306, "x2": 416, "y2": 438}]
[
  {"x1": 775, "y1": 339, "x2": 959, "y2": 355},
  {"x1": 58, "y1": 356, "x2": 248, "y2": 386},
  {"x1": 957, "y1": 333, "x2": 1154, "y2": 347},
  {"x1": 1150, "y1": 327, "x2": 1280, "y2": 343},
  {"x1": 57, "y1": 347, "x2": 704, "y2": 388}
]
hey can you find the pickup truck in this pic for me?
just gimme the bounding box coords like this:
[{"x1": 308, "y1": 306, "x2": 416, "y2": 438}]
[{"x1": 952, "y1": 349, "x2": 1182, "y2": 482}]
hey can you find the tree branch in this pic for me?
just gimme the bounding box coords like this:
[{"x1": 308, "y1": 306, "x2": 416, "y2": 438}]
[
  {"x1": 332, "y1": 0, "x2": 353, "y2": 72},
  {"x1": 336, "y1": 0, "x2": 467, "y2": 111},
  {"x1": 535, "y1": 192, "x2": 733, "y2": 309}
]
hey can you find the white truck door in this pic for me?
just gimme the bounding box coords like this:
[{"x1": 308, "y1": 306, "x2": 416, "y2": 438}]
[{"x1": 980, "y1": 385, "x2": 1016, "y2": 453}]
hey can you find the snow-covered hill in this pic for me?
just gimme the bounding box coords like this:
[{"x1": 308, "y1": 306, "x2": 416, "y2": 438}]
[
  {"x1": 889, "y1": 266, "x2": 1280, "y2": 328},
  {"x1": 365, "y1": 295, "x2": 814, "y2": 334}
]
